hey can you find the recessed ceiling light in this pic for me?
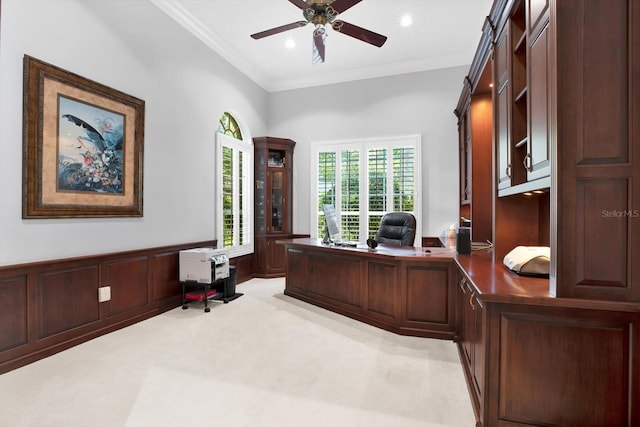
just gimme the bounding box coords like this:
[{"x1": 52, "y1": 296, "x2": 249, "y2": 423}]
[
  {"x1": 400, "y1": 14, "x2": 413, "y2": 27},
  {"x1": 285, "y1": 39, "x2": 296, "y2": 49}
]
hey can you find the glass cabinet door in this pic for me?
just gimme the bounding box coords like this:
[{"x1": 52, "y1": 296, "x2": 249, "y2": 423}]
[
  {"x1": 270, "y1": 170, "x2": 284, "y2": 232},
  {"x1": 256, "y1": 151, "x2": 266, "y2": 233}
]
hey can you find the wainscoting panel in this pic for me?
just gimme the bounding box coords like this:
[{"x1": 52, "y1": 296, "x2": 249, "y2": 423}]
[
  {"x1": 151, "y1": 251, "x2": 180, "y2": 301},
  {"x1": 0, "y1": 274, "x2": 28, "y2": 351},
  {"x1": 104, "y1": 256, "x2": 149, "y2": 317},
  {"x1": 0, "y1": 240, "x2": 214, "y2": 374},
  {"x1": 39, "y1": 265, "x2": 100, "y2": 338}
]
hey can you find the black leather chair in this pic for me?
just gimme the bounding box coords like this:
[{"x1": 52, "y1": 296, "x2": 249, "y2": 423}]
[{"x1": 375, "y1": 212, "x2": 417, "y2": 246}]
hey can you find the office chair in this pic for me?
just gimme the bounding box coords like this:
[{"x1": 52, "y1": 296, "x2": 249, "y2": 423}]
[{"x1": 375, "y1": 212, "x2": 417, "y2": 246}]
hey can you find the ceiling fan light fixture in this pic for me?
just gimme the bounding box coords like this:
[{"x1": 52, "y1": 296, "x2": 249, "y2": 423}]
[
  {"x1": 325, "y1": 6, "x2": 338, "y2": 23},
  {"x1": 313, "y1": 24, "x2": 326, "y2": 36},
  {"x1": 303, "y1": 8, "x2": 316, "y2": 21},
  {"x1": 285, "y1": 39, "x2": 296, "y2": 49},
  {"x1": 251, "y1": 0, "x2": 387, "y2": 63}
]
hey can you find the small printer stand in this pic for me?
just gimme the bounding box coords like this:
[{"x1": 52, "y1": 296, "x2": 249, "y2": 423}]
[{"x1": 180, "y1": 266, "x2": 242, "y2": 312}]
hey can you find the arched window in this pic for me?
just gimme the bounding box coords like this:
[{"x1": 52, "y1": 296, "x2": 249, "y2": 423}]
[
  {"x1": 216, "y1": 112, "x2": 253, "y2": 257},
  {"x1": 217, "y1": 112, "x2": 243, "y2": 140}
]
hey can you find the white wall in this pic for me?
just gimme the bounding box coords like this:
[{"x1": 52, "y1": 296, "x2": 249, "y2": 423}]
[
  {"x1": 267, "y1": 67, "x2": 465, "y2": 238},
  {"x1": 0, "y1": 0, "x2": 465, "y2": 265},
  {"x1": 0, "y1": 0, "x2": 268, "y2": 265}
]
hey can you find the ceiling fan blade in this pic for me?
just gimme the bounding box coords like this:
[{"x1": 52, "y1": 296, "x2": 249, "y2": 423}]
[
  {"x1": 328, "y1": 0, "x2": 362, "y2": 14},
  {"x1": 331, "y1": 20, "x2": 387, "y2": 47},
  {"x1": 312, "y1": 32, "x2": 326, "y2": 64},
  {"x1": 251, "y1": 21, "x2": 308, "y2": 39},
  {"x1": 289, "y1": 0, "x2": 310, "y2": 9}
]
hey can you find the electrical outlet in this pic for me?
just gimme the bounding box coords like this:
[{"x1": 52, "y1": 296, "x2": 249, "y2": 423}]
[{"x1": 98, "y1": 286, "x2": 111, "y2": 302}]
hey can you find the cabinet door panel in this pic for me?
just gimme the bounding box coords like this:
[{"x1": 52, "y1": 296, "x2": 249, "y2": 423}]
[
  {"x1": 528, "y1": 0, "x2": 549, "y2": 38},
  {"x1": 496, "y1": 84, "x2": 511, "y2": 190},
  {"x1": 497, "y1": 310, "x2": 632, "y2": 426},
  {"x1": 462, "y1": 284, "x2": 474, "y2": 367},
  {"x1": 495, "y1": 27, "x2": 509, "y2": 89},
  {"x1": 471, "y1": 295, "x2": 484, "y2": 400},
  {"x1": 266, "y1": 237, "x2": 286, "y2": 274},
  {"x1": 459, "y1": 111, "x2": 471, "y2": 203},
  {"x1": 270, "y1": 170, "x2": 284, "y2": 232},
  {"x1": 406, "y1": 265, "x2": 450, "y2": 324},
  {"x1": 528, "y1": 23, "x2": 551, "y2": 181}
]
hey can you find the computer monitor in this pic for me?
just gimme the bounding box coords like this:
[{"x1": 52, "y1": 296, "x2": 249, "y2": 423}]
[{"x1": 322, "y1": 204, "x2": 340, "y2": 243}]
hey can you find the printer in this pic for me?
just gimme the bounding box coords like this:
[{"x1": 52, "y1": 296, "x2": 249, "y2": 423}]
[{"x1": 179, "y1": 248, "x2": 229, "y2": 284}]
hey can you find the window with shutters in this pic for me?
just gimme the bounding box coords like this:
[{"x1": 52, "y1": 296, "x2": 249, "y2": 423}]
[
  {"x1": 216, "y1": 112, "x2": 253, "y2": 257},
  {"x1": 312, "y1": 135, "x2": 421, "y2": 243}
]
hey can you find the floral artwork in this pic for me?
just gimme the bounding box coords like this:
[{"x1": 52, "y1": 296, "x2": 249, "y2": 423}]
[
  {"x1": 23, "y1": 55, "x2": 144, "y2": 218},
  {"x1": 58, "y1": 97, "x2": 125, "y2": 194}
]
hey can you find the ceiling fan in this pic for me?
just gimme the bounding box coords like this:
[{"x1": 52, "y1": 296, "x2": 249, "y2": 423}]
[{"x1": 250, "y1": 0, "x2": 387, "y2": 64}]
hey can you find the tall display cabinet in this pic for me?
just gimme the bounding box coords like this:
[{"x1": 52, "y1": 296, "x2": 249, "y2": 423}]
[{"x1": 253, "y1": 137, "x2": 296, "y2": 277}]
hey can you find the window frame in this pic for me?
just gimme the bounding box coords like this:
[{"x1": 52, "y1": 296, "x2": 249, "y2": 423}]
[
  {"x1": 310, "y1": 135, "x2": 422, "y2": 244},
  {"x1": 215, "y1": 132, "x2": 254, "y2": 258}
]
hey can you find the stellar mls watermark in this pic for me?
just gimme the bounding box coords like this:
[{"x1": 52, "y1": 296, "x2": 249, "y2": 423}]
[{"x1": 602, "y1": 209, "x2": 639, "y2": 218}]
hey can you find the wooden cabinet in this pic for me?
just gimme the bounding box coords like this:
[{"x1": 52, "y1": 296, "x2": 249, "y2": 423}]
[
  {"x1": 457, "y1": 274, "x2": 485, "y2": 421},
  {"x1": 486, "y1": 301, "x2": 639, "y2": 427},
  {"x1": 459, "y1": 0, "x2": 639, "y2": 287},
  {"x1": 453, "y1": 255, "x2": 640, "y2": 427},
  {"x1": 455, "y1": 0, "x2": 640, "y2": 424},
  {"x1": 491, "y1": 0, "x2": 551, "y2": 197},
  {"x1": 253, "y1": 137, "x2": 295, "y2": 277},
  {"x1": 553, "y1": 0, "x2": 640, "y2": 302}
]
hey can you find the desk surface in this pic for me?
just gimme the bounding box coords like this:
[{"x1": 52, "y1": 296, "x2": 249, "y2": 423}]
[{"x1": 280, "y1": 238, "x2": 455, "y2": 261}]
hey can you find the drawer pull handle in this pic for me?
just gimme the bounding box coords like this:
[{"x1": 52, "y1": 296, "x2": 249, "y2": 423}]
[
  {"x1": 469, "y1": 292, "x2": 476, "y2": 309},
  {"x1": 459, "y1": 278, "x2": 467, "y2": 293}
]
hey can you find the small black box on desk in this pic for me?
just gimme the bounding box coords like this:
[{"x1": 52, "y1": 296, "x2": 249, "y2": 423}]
[{"x1": 456, "y1": 227, "x2": 471, "y2": 255}]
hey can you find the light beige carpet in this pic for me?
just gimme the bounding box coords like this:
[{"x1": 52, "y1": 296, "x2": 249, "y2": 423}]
[{"x1": 0, "y1": 278, "x2": 474, "y2": 427}]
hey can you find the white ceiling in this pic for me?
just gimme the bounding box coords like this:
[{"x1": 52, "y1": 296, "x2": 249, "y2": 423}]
[{"x1": 150, "y1": 0, "x2": 493, "y2": 92}]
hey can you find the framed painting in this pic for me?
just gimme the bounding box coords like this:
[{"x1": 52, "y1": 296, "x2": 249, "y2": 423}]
[{"x1": 22, "y1": 55, "x2": 145, "y2": 218}]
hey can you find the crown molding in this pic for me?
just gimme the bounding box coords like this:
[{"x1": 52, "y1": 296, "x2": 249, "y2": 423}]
[{"x1": 150, "y1": 0, "x2": 270, "y2": 90}]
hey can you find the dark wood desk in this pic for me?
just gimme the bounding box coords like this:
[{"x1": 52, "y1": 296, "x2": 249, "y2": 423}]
[
  {"x1": 282, "y1": 238, "x2": 640, "y2": 426},
  {"x1": 281, "y1": 238, "x2": 459, "y2": 339}
]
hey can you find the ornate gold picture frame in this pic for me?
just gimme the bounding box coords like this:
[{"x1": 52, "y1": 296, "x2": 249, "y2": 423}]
[{"x1": 23, "y1": 55, "x2": 144, "y2": 218}]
